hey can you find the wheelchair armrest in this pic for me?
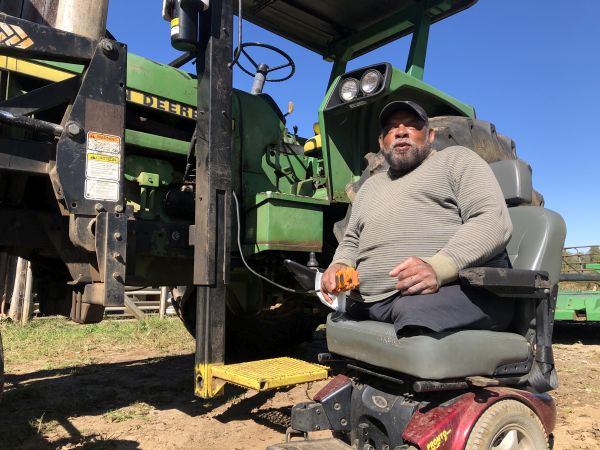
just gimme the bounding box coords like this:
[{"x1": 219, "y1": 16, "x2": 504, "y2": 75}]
[
  {"x1": 283, "y1": 259, "x2": 319, "y2": 291},
  {"x1": 459, "y1": 267, "x2": 551, "y2": 298}
]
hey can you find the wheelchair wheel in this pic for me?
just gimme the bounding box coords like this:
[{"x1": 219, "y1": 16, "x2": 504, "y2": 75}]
[{"x1": 466, "y1": 399, "x2": 549, "y2": 450}]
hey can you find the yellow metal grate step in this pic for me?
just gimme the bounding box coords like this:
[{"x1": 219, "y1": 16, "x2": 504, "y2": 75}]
[{"x1": 211, "y1": 357, "x2": 329, "y2": 391}]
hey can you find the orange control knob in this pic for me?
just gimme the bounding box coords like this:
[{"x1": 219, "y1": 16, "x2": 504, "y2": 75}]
[{"x1": 333, "y1": 267, "x2": 359, "y2": 294}]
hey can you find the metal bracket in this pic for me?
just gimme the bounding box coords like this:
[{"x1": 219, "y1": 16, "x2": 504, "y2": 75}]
[
  {"x1": 95, "y1": 212, "x2": 126, "y2": 306},
  {"x1": 194, "y1": 362, "x2": 226, "y2": 398},
  {"x1": 52, "y1": 39, "x2": 127, "y2": 216}
]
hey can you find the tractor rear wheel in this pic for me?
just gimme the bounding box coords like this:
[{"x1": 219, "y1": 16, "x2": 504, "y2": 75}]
[
  {"x1": 171, "y1": 286, "x2": 321, "y2": 358},
  {"x1": 430, "y1": 116, "x2": 515, "y2": 163},
  {"x1": 465, "y1": 399, "x2": 549, "y2": 450}
]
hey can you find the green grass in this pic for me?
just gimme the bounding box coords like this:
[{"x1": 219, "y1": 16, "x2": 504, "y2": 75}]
[
  {"x1": 103, "y1": 401, "x2": 154, "y2": 423},
  {"x1": 0, "y1": 316, "x2": 194, "y2": 368}
]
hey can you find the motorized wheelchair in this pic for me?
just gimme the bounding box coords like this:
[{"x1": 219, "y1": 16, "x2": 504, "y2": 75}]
[{"x1": 270, "y1": 158, "x2": 566, "y2": 450}]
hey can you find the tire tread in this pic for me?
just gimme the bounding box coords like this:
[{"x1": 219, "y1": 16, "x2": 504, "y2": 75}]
[{"x1": 465, "y1": 399, "x2": 549, "y2": 450}]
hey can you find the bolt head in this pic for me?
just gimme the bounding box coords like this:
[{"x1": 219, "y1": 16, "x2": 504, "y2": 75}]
[
  {"x1": 66, "y1": 122, "x2": 82, "y2": 137},
  {"x1": 113, "y1": 232, "x2": 122, "y2": 240},
  {"x1": 101, "y1": 39, "x2": 115, "y2": 53},
  {"x1": 94, "y1": 203, "x2": 104, "y2": 212},
  {"x1": 115, "y1": 205, "x2": 124, "y2": 213}
]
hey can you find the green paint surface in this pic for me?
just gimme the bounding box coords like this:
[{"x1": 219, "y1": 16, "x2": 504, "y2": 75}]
[{"x1": 556, "y1": 291, "x2": 600, "y2": 321}]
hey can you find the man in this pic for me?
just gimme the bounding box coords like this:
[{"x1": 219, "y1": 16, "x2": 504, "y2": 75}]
[{"x1": 321, "y1": 100, "x2": 514, "y2": 335}]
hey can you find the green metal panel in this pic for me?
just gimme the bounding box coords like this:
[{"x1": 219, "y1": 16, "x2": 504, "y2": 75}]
[
  {"x1": 245, "y1": 192, "x2": 324, "y2": 254},
  {"x1": 125, "y1": 130, "x2": 189, "y2": 155},
  {"x1": 555, "y1": 291, "x2": 600, "y2": 321},
  {"x1": 41, "y1": 53, "x2": 198, "y2": 107},
  {"x1": 319, "y1": 66, "x2": 475, "y2": 203},
  {"x1": 126, "y1": 53, "x2": 197, "y2": 107}
]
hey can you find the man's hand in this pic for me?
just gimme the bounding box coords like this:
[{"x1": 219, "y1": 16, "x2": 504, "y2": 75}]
[
  {"x1": 389, "y1": 257, "x2": 439, "y2": 295},
  {"x1": 320, "y1": 263, "x2": 349, "y2": 304}
]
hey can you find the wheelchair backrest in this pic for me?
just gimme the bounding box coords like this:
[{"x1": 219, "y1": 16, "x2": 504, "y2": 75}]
[{"x1": 490, "y1": 160, "x2": 566, "y2": 335}]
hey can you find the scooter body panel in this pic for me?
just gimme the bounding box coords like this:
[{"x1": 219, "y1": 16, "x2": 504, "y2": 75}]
[{"x1": 402, "y1": 387, "x2": 556, "y2": 449}]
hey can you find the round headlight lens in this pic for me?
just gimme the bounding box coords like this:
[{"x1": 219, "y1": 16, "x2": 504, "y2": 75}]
[
  {"x1": 360, "y1": 69, "x2": 382, "y2": 94},
  {"x1": 339, "y1": 78, "x2": 360, "y2": 102}
]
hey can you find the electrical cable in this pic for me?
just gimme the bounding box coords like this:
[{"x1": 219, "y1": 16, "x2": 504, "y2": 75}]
[
  {"x1": 231, "y1": 190, "x2": 316, "y2": 294},
  {"x1": 228, "y1": 0, "x2": 243, "y2": 68}
]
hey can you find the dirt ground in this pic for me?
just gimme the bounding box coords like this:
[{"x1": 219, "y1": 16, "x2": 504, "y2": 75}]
[{"x1": 1, "y1": 323, "x2": 600, "y2": 450}]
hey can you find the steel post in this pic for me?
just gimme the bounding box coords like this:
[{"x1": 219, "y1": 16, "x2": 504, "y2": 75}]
[{"x1": 192, "y1": 0, "x2": 232, "y2": 398}]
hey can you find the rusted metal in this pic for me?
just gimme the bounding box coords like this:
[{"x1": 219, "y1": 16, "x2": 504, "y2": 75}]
[
  {"x1": 0, "y1": 0, "x2": 107, "y2": 40},
  {"x1": 0, "y1": 0, "x2": 59, "y2": 27}
]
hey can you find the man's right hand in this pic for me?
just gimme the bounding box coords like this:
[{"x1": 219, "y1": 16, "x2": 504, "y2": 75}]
[{"x1": 320, "y1": 263, "x2": 349, "y2": 304}]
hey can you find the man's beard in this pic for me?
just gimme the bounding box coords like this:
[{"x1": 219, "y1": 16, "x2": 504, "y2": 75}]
[{"x1": 382, "y1": 139, "x2": 432, "y2": 176}]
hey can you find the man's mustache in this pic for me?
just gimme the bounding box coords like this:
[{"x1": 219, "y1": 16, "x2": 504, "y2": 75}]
[{"x1": 391, "y1": 139, "x2": 416, "y2": 149}]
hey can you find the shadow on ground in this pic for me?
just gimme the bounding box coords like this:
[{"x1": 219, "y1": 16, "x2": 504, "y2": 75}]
[
  {"x1": 553, "y1": 322, "x2": 600, "y2": 345},
  {"x1": 0, "y1": 329, "x2": 329, "y2": 449}
]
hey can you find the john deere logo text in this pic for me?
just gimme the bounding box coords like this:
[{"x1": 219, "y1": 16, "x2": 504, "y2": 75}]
[
  {"x1": 0, "y1": 22, "x2": 33, "y2": 49},
  {"x1": 426, "y1": 428, "x2": 452, "y2": 450}
]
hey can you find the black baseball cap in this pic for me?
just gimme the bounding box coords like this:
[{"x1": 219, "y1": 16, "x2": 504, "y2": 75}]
[{"x1": 379, "y1": 100, "x2": 428, "y2": 128}]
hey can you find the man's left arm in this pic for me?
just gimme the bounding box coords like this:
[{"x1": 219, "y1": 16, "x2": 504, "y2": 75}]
[{"x1": 423, "y1": 149, "x2": 512, "y2": 287}]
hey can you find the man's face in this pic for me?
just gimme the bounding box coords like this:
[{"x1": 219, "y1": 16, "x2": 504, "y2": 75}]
[{"x1": 378, "y1": 109, "x2": 435, "y2": 174}]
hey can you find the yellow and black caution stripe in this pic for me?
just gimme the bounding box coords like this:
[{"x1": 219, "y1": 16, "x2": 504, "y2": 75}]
[
  {"x1": 0, "y1": 56, "x2": 197, "y2": 120},
  {"x1": 0, "y1": 22, "x2": 33, "y2": 49}
]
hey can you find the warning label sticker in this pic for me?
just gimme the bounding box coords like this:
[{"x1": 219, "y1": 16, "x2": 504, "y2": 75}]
[
  {"x1": 85, "y1": 179, "x2": 119, "y2": 202},
  {"x1": 85, "y1": 132, "x2": 121, "y2": 201}
]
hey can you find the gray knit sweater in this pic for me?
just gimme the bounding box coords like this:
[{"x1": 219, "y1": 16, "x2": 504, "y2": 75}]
[{"x1": 331, "y1": 146, "x2": 512, "y2": 303}]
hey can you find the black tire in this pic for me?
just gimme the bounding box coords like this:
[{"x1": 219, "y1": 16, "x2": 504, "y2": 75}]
[
  {"x1": 171, "y1": 286, "x2": 321, "y2": 358},
  {"x1": 465, "y1": 400, "x2": 549, "y2": 450},
  {"x1": 430, "y1": 116, "x2": 515, "y2": 163}
]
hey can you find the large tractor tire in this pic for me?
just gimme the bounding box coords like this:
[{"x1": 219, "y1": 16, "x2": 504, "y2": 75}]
[
  {"x1": 171, "y1": 286, "x2": 321, "y2": 358},
  {"x1": 465, "y1": 400, "x2": 549, "y2": 450},
  {"x1": 430, "y1": 116, "x2": 516, "y2": 163},
  {"x1": 334, "y1": 116, "x2": 543, "y2": 241}
]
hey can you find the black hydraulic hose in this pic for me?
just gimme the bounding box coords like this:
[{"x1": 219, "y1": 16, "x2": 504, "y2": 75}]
[
  {"x1": 231, "y1": 190, "x2": 315, "y2": 294},
  {"x1": 560, "y1": 272, "x2": 600, "y2": 282},
  {"x1": 0, "y1": 110, "x2": 63, "y2": 137}
]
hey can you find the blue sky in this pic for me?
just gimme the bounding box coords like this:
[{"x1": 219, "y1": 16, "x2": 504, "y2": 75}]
[{"x1": 107, "y1": 1, "x2": 599, "y2": 247}]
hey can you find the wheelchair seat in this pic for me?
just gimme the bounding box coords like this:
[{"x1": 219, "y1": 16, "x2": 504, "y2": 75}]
[{"x1": 326, "y1": 159, "x2": 566, "y2": 381}]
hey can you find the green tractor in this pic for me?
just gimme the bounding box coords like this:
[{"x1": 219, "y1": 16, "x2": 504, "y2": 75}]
[
  {"x1": 556, "y1": 247, "x2": 600, "y2": 322},
  {"x1": 0, "y1": 0, "x2": 538, "y2": 398}
]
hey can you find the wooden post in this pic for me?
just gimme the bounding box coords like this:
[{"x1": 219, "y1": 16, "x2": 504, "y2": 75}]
[
  {"x1": 124, "y1": 295, "x2": 146, "y2": 321},
  {"x1": 0, "y1": 253, "x2": 10, "y2": 318},
  {"x1": 159, "y1": 287, "x2": 168, "y2": 319},
  {"x1": 20, "y1": 261, "x2": 33, "y2": 324},
  {"x1": 8, "y1": 257, "x2": 27, "y2": 322}
]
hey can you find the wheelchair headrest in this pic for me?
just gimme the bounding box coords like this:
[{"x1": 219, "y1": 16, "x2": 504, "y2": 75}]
[{"x1": 489, "y1": 159, "x2": 533, "y2": 206}]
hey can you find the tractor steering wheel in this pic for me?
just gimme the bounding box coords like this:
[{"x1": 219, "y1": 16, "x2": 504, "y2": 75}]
[{"x1": 234, "y1": 42, "x2": 296, "y2": 82}]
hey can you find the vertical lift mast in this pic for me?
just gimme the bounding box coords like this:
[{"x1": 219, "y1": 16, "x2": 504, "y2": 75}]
[{"x1": 188, "y1": 0, "x2": 232, "y2": 398}]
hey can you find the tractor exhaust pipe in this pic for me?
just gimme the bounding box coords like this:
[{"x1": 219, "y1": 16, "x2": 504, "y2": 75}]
[{"x1": 0, "y1": 0, "x2": 109, "y2": 41}]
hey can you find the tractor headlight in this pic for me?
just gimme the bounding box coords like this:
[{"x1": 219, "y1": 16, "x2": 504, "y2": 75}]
[
  {"x1": 360, "y1": 69, "x2": 382, "y2": 95},
  {"x1": 339, "y1": 78, "x2": 360, "y2": 102}
]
